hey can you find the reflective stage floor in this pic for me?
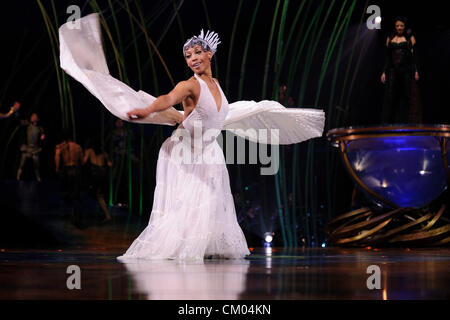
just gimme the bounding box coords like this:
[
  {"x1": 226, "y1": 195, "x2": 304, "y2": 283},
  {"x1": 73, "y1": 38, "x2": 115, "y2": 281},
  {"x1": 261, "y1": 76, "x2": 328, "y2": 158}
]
[
  {"x1": 0, "y1": 247, "x2": 449, "y2": 300},
  {"x1": 0, "y1": 180, "x2": 449, "y2": 300}
]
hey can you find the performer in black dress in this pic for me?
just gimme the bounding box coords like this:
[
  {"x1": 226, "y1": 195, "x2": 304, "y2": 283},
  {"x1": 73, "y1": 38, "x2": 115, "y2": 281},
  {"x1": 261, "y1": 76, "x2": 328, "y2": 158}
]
[{"x1": 381, "y1": 16, "x2": 420, "y2": 123}]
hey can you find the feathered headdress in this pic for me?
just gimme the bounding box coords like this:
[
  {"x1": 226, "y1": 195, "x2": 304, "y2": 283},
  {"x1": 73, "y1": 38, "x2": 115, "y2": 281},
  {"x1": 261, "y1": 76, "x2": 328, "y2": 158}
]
[{"x1": 182, "y1": 29, "x2": 221, "y2": 57}]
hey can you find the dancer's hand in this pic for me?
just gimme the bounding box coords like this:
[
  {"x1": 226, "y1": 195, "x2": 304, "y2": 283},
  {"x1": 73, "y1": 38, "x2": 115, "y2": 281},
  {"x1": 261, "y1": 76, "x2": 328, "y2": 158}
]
[
  {"x1": 415, "y1": 71, "x2": 419, "y2": 81},
  {"x1": 127, "y1": 107, "x2": 151, "y2": 120},
  {"x1": 381, "y1": 72, "x2": 386, "y2": 84}
]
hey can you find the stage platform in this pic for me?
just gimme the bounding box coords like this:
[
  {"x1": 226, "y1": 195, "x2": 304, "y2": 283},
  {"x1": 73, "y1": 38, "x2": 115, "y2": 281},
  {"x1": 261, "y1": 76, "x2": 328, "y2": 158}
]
[
  {"x1": 0, "y1": 247, "x2": 449, "y2": 300},
  {"x1": 0, "y1": 180, "x2": 449, "y2": 300}
]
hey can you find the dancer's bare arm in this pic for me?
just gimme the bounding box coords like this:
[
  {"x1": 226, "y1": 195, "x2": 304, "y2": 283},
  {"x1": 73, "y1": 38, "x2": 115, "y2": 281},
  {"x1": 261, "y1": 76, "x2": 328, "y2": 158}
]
[
  {"x1": 0, "y1": 102, "x2": 20, "y2": 119},
  {"x1": 104, "y1": 153, "x2": 113, "y2": 167},
  {"x1": 127, "y1": 81, "x2": 194, "y2": 120}
]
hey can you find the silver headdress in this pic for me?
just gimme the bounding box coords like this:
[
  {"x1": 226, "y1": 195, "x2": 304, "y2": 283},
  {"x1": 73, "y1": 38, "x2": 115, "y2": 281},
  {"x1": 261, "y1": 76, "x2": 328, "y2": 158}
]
[{"x1": 182, "y1": 29, "x2": 221, "y2": 57}]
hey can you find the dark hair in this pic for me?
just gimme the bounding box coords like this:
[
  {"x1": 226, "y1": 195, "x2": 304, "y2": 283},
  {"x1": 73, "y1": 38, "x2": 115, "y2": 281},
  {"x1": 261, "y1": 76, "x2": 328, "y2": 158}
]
[
  {"x1": 394, "y1": 16, "x2": 407, "y2": 26},
  {"x1": 390, "y1": 16, "x2": 413, "y2": 40}
]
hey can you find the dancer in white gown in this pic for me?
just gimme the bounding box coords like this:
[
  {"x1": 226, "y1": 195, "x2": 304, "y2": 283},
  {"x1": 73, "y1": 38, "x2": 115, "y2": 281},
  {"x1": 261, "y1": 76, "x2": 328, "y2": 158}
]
[
  {"x1": 58, "y1": 14, "x2": 325, "y2": 261},
  {"x1": 119, "y1": 31, "x2": 251, "y2": 260}
]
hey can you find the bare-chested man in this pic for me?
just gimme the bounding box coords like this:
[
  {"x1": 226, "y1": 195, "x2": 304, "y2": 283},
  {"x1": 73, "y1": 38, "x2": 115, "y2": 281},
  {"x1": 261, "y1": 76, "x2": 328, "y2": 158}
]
[
  {"x1": 55, "y1": 135, "x2": 83, "y2": 172},
  {"x1": 55, "y1": 130, "x2": 84, "y2": 228}
]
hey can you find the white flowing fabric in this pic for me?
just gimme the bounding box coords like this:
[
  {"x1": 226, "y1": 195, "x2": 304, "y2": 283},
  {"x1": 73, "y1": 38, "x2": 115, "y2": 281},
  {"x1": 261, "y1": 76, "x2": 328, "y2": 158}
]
[
  {"x1": 58, "y1": 14, "x2": 325, "y2": 260},
  {"x1": 59, "y1": 13, "x2": 325, "y2": 144}
]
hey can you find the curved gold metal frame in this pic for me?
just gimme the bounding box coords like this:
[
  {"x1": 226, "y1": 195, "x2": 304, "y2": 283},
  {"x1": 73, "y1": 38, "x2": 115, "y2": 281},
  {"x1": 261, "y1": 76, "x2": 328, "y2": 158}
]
[{"x1": 325, "y1": 125, "x2": 450, "y2": 247}]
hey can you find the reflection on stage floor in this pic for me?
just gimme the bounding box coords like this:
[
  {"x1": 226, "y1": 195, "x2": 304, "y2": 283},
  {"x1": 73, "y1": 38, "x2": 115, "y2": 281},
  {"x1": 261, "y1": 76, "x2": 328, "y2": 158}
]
[{"x1": 0, "y1": 247, "x2": 448, "y2": 299}]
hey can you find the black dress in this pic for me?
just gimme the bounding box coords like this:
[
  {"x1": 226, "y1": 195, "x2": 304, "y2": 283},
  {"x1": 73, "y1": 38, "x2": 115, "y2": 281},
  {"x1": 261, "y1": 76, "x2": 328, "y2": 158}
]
[{"x1": 382, "y1": 36, "x2": 419, "y2": 123}]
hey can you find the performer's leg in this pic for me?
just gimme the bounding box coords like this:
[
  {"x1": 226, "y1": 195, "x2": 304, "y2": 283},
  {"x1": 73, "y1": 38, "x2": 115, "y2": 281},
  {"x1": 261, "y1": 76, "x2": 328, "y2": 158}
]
[
  {"x1": 16, "y1": 153, "x2": 27, "y2": 180},
  {"x1": 97, "y1": 191, "x2": 112, "y2": 222},
  {"x1": 67, "y1": 167, "x2": 83, "y2": 228},
  {"x1": 59, "y1": 167, "x2": 70, "y2": 203},
  {"x1": 99, "y1": 168, "x2": 111, "y2": 222},
  {"x1": 32, "y1": 154, "x2": 41, "y2": 182}
]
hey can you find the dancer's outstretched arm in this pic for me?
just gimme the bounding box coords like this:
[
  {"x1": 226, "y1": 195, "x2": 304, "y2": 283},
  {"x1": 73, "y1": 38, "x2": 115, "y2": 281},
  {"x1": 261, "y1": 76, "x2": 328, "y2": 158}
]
[
  {"x1": 0, "y1": 102, "x2": 20, "y2": 119},
  {"x1": 127, "y1": 81, "x2": 193, "y2": 120}
]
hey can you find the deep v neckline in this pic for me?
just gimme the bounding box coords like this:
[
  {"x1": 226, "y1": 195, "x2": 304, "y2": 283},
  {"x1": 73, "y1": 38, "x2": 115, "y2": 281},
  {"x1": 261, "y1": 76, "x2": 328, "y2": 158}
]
[{"x1": 195, "y1": 74, "x2": 223, "y2": 113}]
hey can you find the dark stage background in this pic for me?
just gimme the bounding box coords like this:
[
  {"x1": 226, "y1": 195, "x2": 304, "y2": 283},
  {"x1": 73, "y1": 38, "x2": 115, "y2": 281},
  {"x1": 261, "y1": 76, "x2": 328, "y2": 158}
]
[{"x1": 0, "y1": 0, "x2": 449, "y2": 248}]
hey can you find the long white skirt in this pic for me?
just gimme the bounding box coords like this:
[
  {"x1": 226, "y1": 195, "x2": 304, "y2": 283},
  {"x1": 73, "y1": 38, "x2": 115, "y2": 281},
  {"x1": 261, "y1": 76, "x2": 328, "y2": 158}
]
[{"x1": 117, "y1": 129, "x2": 250, "y2": 261}]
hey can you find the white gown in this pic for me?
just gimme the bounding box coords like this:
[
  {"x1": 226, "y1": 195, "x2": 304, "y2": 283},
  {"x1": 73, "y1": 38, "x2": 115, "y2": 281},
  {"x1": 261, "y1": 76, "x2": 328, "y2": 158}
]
[
  {"x1": 58, "y1": 14, "x2": 326, "y2": 260},
  {"x1": 118, "y1": 74, "x2": 251, "y2": 260}
]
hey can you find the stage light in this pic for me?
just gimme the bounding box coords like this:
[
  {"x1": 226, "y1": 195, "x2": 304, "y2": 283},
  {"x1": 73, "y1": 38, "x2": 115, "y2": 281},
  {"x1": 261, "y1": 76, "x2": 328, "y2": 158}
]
[
  {"x1": 375, "y1": 16, "x2": 382, "y2": 24},
  {"x1": 264, "y1": 232, "x2": 274, "y2": 247},
  {"x1": 321, "y1": 242, "x2": 326, "y2": 248}
]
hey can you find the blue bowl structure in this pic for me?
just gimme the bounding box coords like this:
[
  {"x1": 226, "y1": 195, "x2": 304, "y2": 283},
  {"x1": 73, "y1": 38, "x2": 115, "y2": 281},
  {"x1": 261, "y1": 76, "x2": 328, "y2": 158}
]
[{"x1": 327, "y1": 124, "x2": 450, "y2": 209}]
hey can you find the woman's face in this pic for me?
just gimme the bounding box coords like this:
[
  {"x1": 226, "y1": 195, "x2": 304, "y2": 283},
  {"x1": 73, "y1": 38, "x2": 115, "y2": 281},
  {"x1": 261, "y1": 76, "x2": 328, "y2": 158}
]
[
  {"x1": 184, "y1": 44, "x2": 212, "y2": 73},
  {"x1": 395, "y1": 21, "x2": 405, "y2": 35}
]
